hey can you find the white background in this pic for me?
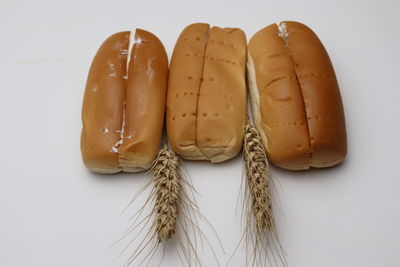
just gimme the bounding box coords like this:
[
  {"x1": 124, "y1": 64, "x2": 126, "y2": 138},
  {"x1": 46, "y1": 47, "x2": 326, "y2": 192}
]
[{"x1": 1, "y1": 0, "x2": 399, "y2": 266}]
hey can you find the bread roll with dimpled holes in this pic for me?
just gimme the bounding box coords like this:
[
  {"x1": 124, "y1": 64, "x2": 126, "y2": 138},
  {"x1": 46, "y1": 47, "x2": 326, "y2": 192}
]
[
  {"x1": 81, "y1": 29, "x2": 168, "y2": 174},
  {"x1": 248, "y1": 21, "x2": 347, "y2": 170},
  {"x1": 166, "y1": 23, "x2": 247, "y2": 162}
]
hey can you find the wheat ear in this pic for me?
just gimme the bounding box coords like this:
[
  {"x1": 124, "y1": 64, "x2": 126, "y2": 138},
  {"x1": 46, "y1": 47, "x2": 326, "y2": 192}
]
[
  {"x1": 119, "y1": 143, "x2": 220, "y2": 267},
  {"x1": 242, "y1": 122, "x2": 287, "y2": 267},
  {"x1": 151, "y1": 143, "x2": 182, "y2": 242}
]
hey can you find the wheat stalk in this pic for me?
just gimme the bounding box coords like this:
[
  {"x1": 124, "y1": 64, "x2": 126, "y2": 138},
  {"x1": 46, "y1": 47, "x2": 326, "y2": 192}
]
[
  {"x1": 242, "y1": 122, "x2": 287, "y2": 267},
  {"x1": 244, "y1": 123, "x2": 274, "y2": 233},
  {"x1": 117, "y1": 143, "x2": 220, "y2": 267}
]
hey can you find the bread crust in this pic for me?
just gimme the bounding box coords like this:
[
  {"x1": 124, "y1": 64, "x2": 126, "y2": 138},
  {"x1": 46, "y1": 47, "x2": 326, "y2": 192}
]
[
  {"x1": 248, "y1": 22, "x2": 347, "y2": 170},
  {"x1": 196, "y1": 27, "x2": 247, "y2": 162},
  {"x1": 119, "y1": 29, "x2": 168, "y2": 171},
  {"x1": 81, "y1": 30, "x2": 168, "y2": 173},
  {"x1": 81, "y1": 32, "x2": 129, "y2": 174},
  {"x1": 166, "y1": 23, "x2": 210, "y2": 160},
  {"x1": 166, "y1": 23, "x2": 247, "y2": 162}
]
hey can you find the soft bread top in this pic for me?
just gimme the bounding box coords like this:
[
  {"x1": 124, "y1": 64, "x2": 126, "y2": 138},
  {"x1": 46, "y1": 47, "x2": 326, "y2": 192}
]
[
  {"x1": 81, "y1": 29, "x2": 168, "y2": 174},
  {"x1": 166, "y1": 23, "x2": 247, "y2": 162},
  {"x1": 248, "y1": 21, "x2": 347, "y2": 170}
]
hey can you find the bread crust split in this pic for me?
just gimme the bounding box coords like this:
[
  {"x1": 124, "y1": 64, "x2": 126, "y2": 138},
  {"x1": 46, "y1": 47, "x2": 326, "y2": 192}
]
[
  {"x1": 248, "y1": 21, "x2": 347, "y2": 170},
  {"x1": 81, "y1": 29, "x2": 168, "y2": 174},
  {"x1": 166, "y1": 23, "x2": 247, "y2": 163}
]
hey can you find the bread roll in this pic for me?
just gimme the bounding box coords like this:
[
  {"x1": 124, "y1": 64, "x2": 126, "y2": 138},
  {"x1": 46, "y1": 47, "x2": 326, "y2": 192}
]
[
  {"x1": 166, "y1": 23, "x2": 247, "y2": 162},
  {"x1": 81, "y1": 29, "x2": 168, "y2": 174},
  {"x1": 248, "y1": 21, "x2": 347, "y2": 170}
]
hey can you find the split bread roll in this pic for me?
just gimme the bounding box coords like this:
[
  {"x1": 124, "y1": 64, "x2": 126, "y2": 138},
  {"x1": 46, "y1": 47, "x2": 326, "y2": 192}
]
[
  {"x1": 248, "y1": 21, "x2": 347, "y2": 170},
  {"x1": 166, "y1": 23, "x2": 247, "y2": 162},
  {"x1": 81, "y1": 29, "x2": 168, "y2": 174}
]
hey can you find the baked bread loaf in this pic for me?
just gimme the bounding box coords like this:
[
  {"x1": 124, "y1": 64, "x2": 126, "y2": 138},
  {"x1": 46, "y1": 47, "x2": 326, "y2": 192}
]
[
  {"x1": 166, "y1": 23, "x2": 247, "y2": 162},
  {"x1": 248, "y1": 21, "x2": 347, "y2": 170},
  {"x1": 81, "y1": 29, "x2": 168, "y2": 174}
]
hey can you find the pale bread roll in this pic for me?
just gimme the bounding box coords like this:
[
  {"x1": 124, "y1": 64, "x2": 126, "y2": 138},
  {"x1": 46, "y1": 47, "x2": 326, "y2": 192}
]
[
  {"x1": 248, "y1": 21, "x2": 347, "y2": 170},
  {"x1": 166, "y1": 23, "x2": 247, "y2": 162}
]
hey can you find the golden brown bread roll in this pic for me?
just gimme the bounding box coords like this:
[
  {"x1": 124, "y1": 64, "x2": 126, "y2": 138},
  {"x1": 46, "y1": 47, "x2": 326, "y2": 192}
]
[
  {"x1": 248, "y1": 21, "x2": 347, "y2": 170},
  {"x1": 166, "y1": 23, "x2": 247, "y2": 162},
  {"x1": 81, "y1": 29, "x2": 168, "y2": 174}
]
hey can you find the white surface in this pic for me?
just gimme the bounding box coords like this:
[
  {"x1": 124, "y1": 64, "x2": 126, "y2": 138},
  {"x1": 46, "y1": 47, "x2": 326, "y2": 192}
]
[{"x1": 1, "y1": 0, "x2": 400, "y2": 266}]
